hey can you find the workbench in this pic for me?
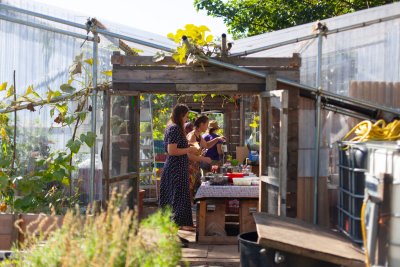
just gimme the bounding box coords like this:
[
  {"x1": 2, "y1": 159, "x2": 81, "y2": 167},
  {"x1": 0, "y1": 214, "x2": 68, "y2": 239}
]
[{"x1": 195, "y1": 184, "x2": 259, "y2": 244}]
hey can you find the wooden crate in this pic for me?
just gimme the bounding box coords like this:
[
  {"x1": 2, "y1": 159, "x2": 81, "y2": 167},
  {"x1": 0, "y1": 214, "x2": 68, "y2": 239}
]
[{"x1": 197, "y1": 198, "x2": 258, "y2": 244}]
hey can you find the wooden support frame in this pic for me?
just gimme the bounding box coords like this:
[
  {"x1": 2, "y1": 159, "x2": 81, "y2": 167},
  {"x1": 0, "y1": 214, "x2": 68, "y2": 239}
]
[
  {"x1": 110, "y1": 52, "x2": 300, "y2": 217},
  {"x1": 259, "y1": 89, "x2": 289, "y2": 216}
]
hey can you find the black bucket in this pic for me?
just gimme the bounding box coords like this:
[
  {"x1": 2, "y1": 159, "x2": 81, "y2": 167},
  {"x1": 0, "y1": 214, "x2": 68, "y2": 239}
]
[
  {"x1": 238, "y1": 232, "x2": 340, "y2": 267},
  {"x1": 238, "y1": 231, "x2": 275, "y2": 267}
]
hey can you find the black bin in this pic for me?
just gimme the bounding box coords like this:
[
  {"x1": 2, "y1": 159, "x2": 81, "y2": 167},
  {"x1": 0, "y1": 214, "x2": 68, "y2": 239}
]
[
  {"x1": 239, "y1": 232, "x2": 274, "y2": 267},
  {"x1": 238, "y1": 232, "x2": 339, "y2": 267}
]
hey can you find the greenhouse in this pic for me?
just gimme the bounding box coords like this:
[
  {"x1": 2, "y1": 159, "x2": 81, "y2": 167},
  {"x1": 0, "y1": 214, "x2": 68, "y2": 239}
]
[{"x1": 1, "y1": 0, "x2": 400, "y2": 266}]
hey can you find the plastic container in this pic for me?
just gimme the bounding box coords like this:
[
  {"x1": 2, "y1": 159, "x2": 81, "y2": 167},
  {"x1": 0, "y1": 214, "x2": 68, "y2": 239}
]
[
  {"x1": 362, "y1": 141, "x2": 400, "y2": 266},
  {"x1": 226, "y1": 172, "x2": 244, "y2": 183},
  {"x1": 233, "y1": 177, "x2": 252, "y2": 186},
  {"x1": 337, "y1": 142, "x2": 367, "y2": 245}
]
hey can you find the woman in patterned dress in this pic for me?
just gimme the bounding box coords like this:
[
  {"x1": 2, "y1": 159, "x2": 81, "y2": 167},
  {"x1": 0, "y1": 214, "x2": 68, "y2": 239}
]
[{"x1": 159, "y1": 104, "x2": 198, "y2": 229}]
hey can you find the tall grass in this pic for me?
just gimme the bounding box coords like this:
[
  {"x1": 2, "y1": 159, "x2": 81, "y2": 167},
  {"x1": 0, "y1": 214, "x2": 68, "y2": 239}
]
[{"x1": 6, "y1": 190, "x2": 182, "y2": 267}]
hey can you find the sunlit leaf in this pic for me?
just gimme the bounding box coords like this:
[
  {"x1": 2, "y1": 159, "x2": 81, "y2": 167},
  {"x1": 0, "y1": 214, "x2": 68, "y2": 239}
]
[
  {"x1": 77, "y1": 111, "x2": 87, "y2": 121},
  {"x1": 66, "y1": 139, "x2": 82, "y2": 154},
  {"x1": 47, "y1": 89, "x2": 54, "y2": 102},
  {"x1": 131, "y1": 48, "x2": 144, "y2": 54},
  {"x1": 53, "y1": 169, "x2": 66, "y2": 180},
  {"x1": 0, "y1": 82, "x2": 7, "y2": 91},
  {"x1": 198, "y1": 25, "x2": 210, "y2": 32},
  {"x1": 24, "y1": 85, "x2": 34, "y2": 96},
  {"x1": 140, "y1": 95, "x2": 145, "y2": 101},
  {"x1": 53, "y1": 91, "x2": 62, "y2": 98},
  {"x1": 84, "y1": 58, "x2": 93, "y2": 66},
  {"x1": 62, "y1": 177, "x2": 70, "y2": 185},
  {"x1": 0, "y1": 127, "x2": 8, "y2": 140},
  {"x1": 101, "y1": 70, "x2": 112, "y2": 77},
  {"x1": 167, "y1": 33, "x2": 175, "y2": 40},
  {"x1": 80, "y1": 131, "x2": 96, "y2": 147},
  {"x1": 60, "y1": 84, "x2": 75, "y2": 93},
  {"x1": 56, "y1": 103, "x2": 68, "y2": 115},
  {"x1": 6, "y1": 85, "x2": 14, "y2": 98},
  {"x1": 206, "y1": 34, "x2": 214, "y2": 43}
]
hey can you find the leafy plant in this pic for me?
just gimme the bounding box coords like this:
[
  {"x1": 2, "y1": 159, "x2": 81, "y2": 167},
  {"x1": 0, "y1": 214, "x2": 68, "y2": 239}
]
[
  {"x1": 194, "y1": 0, "x2": 398, "y2": 38},
  {"x1": 8, "y1": 190, "x2": 182, "y2": 267},
  {"x1": 0, "y1": 53, "x2": 106, "y2": 213},
  {"x1": 167, "y1": 24, "x2": 219, "y2": 64}
]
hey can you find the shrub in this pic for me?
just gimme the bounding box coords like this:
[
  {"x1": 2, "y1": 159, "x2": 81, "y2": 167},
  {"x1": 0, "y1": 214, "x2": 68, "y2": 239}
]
[{"x1": 6, "y1": 191, "x2": 182, "y2": 267}]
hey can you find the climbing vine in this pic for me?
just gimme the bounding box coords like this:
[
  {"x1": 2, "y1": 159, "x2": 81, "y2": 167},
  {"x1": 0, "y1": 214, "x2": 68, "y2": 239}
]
[{"x1": 0, "y1": 54, "x2": 110, "y2": 213}]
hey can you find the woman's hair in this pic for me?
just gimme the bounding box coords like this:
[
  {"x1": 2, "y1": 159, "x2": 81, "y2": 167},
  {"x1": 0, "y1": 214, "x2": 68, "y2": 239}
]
[
  {"x1": 194, "y1": 115, "x2": 209, "y2": 128},
  {"x1": 208, "y1": 128, "x2": 216, "y2": 134},
  {"x1": 185, "y1": 122, "x2": 194, "y2": 134},
  {"x1": 169, "y1": 104, "x2": 189, "y2": 135}
]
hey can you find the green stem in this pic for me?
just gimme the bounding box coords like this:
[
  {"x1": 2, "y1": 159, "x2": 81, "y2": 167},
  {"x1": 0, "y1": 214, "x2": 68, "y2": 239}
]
[{"x1": 68, "y1": 88, "x2": 91, "y2": 195}]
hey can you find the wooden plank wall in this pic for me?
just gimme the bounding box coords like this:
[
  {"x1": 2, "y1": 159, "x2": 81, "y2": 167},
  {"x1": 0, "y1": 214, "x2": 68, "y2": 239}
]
[
  {"x1": 297, "y1": 97, "x2": 330, "y2": 227},
  {"x1": 297, "y1": 81, "x2": 400, "y2": 227},
  {"x1": 276, "y1": 82, "x2": 300, "y2": 218},
  {"x1": 349, "y1": 80, "x2": 400, "y2": 110}
]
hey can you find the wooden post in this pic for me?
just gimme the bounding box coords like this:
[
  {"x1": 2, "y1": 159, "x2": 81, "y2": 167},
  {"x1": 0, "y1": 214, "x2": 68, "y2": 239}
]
[
  {"x1": 127, "y1": 95, "x2": 140, "y2": 210},
  {"x1": 278, "y1": 90, "x2": 288, "y2": 216},
  {"x1": 377, "y1": 173, "x2": 392, "y2": 265},
  {"x1": 102, "y1": 90, "x2": 111, "y2": 205}
]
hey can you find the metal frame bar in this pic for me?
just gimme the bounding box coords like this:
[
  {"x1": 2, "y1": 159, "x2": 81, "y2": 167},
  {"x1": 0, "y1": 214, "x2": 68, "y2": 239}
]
[
  {"x1": 0, "y1": 14, "x2": 94, "y2": 41},
  {"x1": 0, "y1": 3, "x2": 89, "y2": 30},
  {"x1": 89, "y1": 33, "x2": 99, "y2": 202},
  {"x1": 313, "y1": 31, "x2": 323, "y2": 224},
  {"x1": 230, "y1": 13, "x2": 400, "y2": 57}
]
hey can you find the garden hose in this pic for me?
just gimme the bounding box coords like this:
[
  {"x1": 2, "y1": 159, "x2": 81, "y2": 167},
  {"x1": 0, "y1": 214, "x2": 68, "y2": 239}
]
[
  {"x1": 361, "y1": 200, "x2": 371, "y2": 267},
  {"x1": 342, "y1": 119, "x2": 400, "y2": 142}
]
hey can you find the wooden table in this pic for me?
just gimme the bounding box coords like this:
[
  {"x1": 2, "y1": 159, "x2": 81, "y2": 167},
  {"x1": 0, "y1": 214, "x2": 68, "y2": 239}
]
[
  {"x1": 195, "y1": 184, "x2": 259, "y2": 244},
  {"x1": 253, "y1": 212, "x2": 365, "y2": 267}
]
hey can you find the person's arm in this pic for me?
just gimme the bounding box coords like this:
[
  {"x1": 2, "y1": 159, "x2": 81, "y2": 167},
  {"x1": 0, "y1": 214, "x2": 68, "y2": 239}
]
[
  {"x1": 188, "y1": 153, "x2": 212, "y2": 164},
  {"x1": 166, "y1": 125, "x2": 196, "y2": 156},
  {"x1": 202, "y1": 136, "x2": 225, "y2": 149},
  {"x1": 167, "y1": 143, "x2": 192, "y2": 156}
]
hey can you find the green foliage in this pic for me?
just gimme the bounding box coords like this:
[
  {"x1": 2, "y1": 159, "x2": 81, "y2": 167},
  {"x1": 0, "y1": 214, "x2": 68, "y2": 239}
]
[
  {"x1": 166, "y1": 24, "x2": 220, "y2": 64},
  {"x1": 0, "y1": 54, "x2": 101, "y2": 214},
  {"x1": 150, "y1": 94, "x2": 174, "y2": 140},
  {"x1": 194, "y1": 0, "x2": 398, "y2": 38},
  {"x1": 8, "y1": 191, "x2": 182, "y2": 267}
]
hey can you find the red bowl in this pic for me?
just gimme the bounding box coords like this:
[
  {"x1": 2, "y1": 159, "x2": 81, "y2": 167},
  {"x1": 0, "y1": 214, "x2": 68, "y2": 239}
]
[{"x1": 226, "y1": 172, "x2": 244, "y2": 183}]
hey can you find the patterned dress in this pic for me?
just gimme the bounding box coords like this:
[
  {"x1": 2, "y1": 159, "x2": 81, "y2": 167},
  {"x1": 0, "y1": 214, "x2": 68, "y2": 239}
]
[
  {"x1": 159, "y1": 124, "x2": 193, "y2": 227},
  {"x1": 188, "y1": 134, "x2": 202, "y2": 202}
]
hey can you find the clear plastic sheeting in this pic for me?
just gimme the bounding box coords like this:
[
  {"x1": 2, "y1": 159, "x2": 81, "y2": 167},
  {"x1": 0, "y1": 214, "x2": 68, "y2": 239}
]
[{"x1": 232, "y1": 3, "x2": 400, "y2": 178}]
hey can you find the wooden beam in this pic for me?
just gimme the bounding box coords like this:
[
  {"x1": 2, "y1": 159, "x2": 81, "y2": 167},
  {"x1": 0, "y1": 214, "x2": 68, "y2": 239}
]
[
  {"x1": 176, "y1": 84, "x2": 238, "y2": 92},
  {"x1": 112, "y1": 83, "x2": 268, "y2": 94},
  {"x1": 113, "y1": 68, "x2": 266, "y2": 84},
  {"x1": 111, "y1": 54, "x2": 301, "y2": 68}
]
